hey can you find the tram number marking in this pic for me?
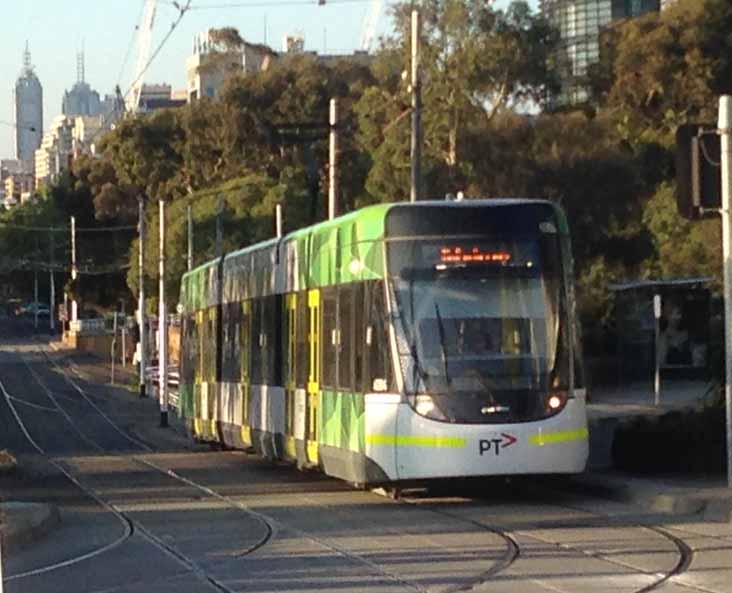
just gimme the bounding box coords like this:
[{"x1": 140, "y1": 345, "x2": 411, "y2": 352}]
[{"x1": 479, "y1": 433, "x2": 517, "y2": 457}]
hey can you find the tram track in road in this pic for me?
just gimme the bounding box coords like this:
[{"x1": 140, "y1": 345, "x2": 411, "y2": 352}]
[
  {"x1": 0, "y1": 343, "x2": 271, "y2": 593},
  {"x1": 7, "y1": 340, "x2": 709, "y2": 593},
  {"x1": 27, "y1": 342, "x2": 525, "y2": 593},
  {"x1": 3, "y1": 342, "x2": 494, "y2": 593},
  {"x1": 398, "y1": 488, "x2": 696, "y2": 593}
]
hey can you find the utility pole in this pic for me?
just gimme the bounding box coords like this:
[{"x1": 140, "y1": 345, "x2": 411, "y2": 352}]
[
  {"x1": 33, "y1": 235, "x2": 39, "y2": 330},
  {"x1": 70, "y1": 216, "x2": 78, "y2": 323},
  {"x1": 0, "y1": 532, "x2": 4, "y2": 593},
  {"x1": 49, "y1": 230, "x2": 55, "y2": 332},
  {"x1": 719, "y1": 95, "x2": 732, "y2": 488},
  {"x1": 276, "y1": 203, "x2": 283, "y2": 239},
  {"x1": 216, "y1": 195, "x2": 224, "y2": 258},
  {"x1": 158, "y1": 199, "x2": 169, "y2": 428},
  {"x1": 138, "y1": 197, "x2": 147, "y2": 398},
  {"x1": 187, "y1": 202, "x2": 193, "y2": 272},
  {"x1": 329, "y1": 98, "x2": 338, "y2": 220},
  {"x1": 410, "y1": 8, "x2": 422, "y2": 203}
]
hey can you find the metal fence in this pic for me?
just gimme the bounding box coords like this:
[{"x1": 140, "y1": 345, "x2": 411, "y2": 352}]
[{"x1": 144, "y1": 365, "x2": 180, "y2": 410}]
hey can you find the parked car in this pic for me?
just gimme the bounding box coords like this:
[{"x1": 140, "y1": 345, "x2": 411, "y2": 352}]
[{"x1": 18, "y1": 302, "x2": 50, "y2": 317}]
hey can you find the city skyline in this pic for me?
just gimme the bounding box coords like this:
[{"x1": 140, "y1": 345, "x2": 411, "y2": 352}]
[{"x1": 0, "y1": 0, "x2": 533, "y2": 160}]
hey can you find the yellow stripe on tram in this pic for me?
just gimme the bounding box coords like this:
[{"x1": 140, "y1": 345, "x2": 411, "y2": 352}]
[
  {"x1": 367, "y1": 435, "x2": 467, "y2": 448},
  {"x1": 528, "y1": 428, "x2": 589, "y2": 447}
]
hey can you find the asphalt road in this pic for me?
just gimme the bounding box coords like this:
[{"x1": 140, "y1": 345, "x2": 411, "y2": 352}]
[{"x1": 1, "y1": 320, "x2": 731, "y2": 593}]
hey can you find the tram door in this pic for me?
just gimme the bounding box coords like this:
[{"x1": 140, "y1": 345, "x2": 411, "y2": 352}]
[
  {"x1": 285, "y1": 293, "x2": 297, "y2": 458},
  {"x1": 194, "y1": 310, "x2": 204, "y2": 437},
  {"x1": 240, "y1": 301, "x2": 251, "y2": 446},
  {"x1": 306, "y1": 289, "x2": 321, "y2": 464}
]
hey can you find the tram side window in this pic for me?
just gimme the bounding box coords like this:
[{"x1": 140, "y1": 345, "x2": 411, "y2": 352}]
[
  {"x1": 322, "y1": 288, "x2": 338, "y2": 389},
  {"x1": 338, "y1": 285, "x2": 354, "y2": 391},
  {"x1": 296, "y1": 292, "x2": 309, "y2": 389},
  {"x1": 251, "y1": 299, "x2": 262, "y2": 385},
  {"x1": 222, "y1": 302, "x2": 241, "y2": 384},
  {"x1": 365, "y1": 281, "x2": 392, "y2": 393},
  {"x1": 261, "y1": 297, "x2": 271, "y2": 384},
  {"x1": 262, "y1": 295, "x2": 278, "y2": 385},
  {"x1": 240, "y1": 303, "x2": 250, "y2": 382},
  {"x1": 353, "y1": 283, "x2": 365, "y2": 391},
  {"x1": 200, "y1": 307, "x2": 216, "y2": 383},
  {"x1": 181, "y1": 315, "x2": 197, "y2": 384}
]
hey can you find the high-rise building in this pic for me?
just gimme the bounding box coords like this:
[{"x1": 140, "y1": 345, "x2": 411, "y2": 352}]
[
  {"x1": 62, "y1": 51, "x2": 103, "y2": 117},
  {"x1": 541, "y1": 0, "x2": 661, "y2": 106},
  {"x1": 34, "y1": 115, "x2": 74, "y2": 189},
  {"x1": 14, "y1": 43, "x2": 43, "y2": 168}
]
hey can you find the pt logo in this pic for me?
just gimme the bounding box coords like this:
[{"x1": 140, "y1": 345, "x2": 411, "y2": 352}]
[{"x1": 479, "y1": 433, "x2": 517, "y2": 456}]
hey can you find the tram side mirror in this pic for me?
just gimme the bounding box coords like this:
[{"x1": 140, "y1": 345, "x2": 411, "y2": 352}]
[{"x1": 372, "y1": 378, "x2": 387, "y2": 392}]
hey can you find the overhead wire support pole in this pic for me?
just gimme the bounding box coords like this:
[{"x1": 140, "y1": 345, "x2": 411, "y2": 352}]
[
  {"x1": 719, "y1": 95, "x2": 732, "y2": 489},
  {"x1": 410, "y1": 9, "x2": 422, "y2": 203},
  {"x1": 49, "y1": 230, "x2": 55, "y2": 332},
  {"x1": 329, "y1": 98, "x2": 338, "y2": 220},
  {"x1": 34, "y1": 235, "x2": 39, "y2": 330},
  {"x1": 139, "y1": 197, "x2": 147, "y2": 398},
  {"x1": 71, "y1": 216, "x2": 78, "y2": 323},
  {"x1": 159, "y1": 198, "x2": 169, "y2": 428},
  {"x1": 187, "y1": 202, "x2": 193, "y2": 272},
  {"x1": 216, "y1": 195, "x2": 224, "y2": 259},
  {"x1": 276, "y1": 203, "x2": 283, "y2": 239}
]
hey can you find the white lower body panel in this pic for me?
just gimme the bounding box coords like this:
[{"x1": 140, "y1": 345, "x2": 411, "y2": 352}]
[{"x1": 365, "y1": 395, "x2": 588, "y2": 481}]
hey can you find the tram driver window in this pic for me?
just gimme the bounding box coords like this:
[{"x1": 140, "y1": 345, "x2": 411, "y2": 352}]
[{"x1": 365, "y1": 282, "x2": 392, "y2": 393}]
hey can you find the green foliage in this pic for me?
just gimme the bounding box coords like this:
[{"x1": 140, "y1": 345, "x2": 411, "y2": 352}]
[
  {"x1": 358, "y1": 0, "x2": 561, "y2": 197},
  {"x1": 590, "y1": 0, "x2": 732, "y2": 146},
  {"x1": 641, "y1": 182, "x2": 721, "y2": 283},
  {"x1": 128, "y1": 172, "x2": 312, "y2": 307},
  {"x1": 8, "y1": 3, "x2": 727, "y2": 349}
]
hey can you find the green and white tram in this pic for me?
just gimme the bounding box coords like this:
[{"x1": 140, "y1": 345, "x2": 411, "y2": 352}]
[{"x1": 178, "y1": 199, "x2": 589, "y2": 484}]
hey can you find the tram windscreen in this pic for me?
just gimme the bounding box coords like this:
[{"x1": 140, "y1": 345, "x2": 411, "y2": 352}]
[{"x1": 385, "y1": 203, "x2": 567, "y2": 423}]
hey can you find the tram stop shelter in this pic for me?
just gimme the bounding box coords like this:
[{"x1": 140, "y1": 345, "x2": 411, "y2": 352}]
[{"x1": 609, "y1": 278, "x2": 712, "y2": 386}]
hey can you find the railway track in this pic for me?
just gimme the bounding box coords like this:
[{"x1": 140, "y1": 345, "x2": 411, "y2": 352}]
[
  {"x1": 1, "y1": 342, "x2": 517, "y2": 593},
  {"x1": 0, "y1": 339, "x2": 713, "y2": 593}
]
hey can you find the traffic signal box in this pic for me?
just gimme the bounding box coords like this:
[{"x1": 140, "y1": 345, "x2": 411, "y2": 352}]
[{"x1": 675, "y1": 123, "x2": 722, "y2": 219}]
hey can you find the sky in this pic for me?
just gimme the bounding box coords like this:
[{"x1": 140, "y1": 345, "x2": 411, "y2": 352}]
[{"x1": 1, "y1": 0, "x2": 537, "y2": 160}]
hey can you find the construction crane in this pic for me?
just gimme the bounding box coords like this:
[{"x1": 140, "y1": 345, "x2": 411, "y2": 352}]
[
  {"x1": 360, "y1": 0, "x2": 383, "y2": 53},
  {"x1": 127, "y1": 0, "x2": 157, "y2": 113}
]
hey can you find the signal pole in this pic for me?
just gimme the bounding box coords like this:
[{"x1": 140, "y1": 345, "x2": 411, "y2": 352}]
[
  {"x1": 720, "y1": 95, "x2": 732, "y2": 488},
  {"x1": 410, "y1": 9, "x2": 422, "y2": 203},
  {"x1": 138, "y1": 197, "x2": 147, "y2": 398},
  {"x1": 158, "y1": 198, "x2": 169, "y2": 427}
]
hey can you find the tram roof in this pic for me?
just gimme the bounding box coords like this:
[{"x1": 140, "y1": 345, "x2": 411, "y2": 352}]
[{"x1": 182, "y1": 197, "x2": 560, "y2": 280}]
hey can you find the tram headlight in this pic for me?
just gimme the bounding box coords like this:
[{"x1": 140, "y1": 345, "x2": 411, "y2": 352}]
[
  {"x1": 544, "y1": 390, "x2": 569, "y2": 416},
  {"x1": 412, "y1": 395, "x2": 448, "y2": 421}
]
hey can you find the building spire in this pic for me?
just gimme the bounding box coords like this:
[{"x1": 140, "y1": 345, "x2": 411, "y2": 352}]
[
  {"x1": 23, "y1": 41, "x2": 32, "y2": 73},
  {"x1": 77, "y1": 46, "x2": 85, "y2": 83}
]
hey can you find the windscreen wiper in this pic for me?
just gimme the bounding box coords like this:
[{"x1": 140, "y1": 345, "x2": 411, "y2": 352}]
[{"x1": 434, "y1": 303, "x2": 452, "y2": 391}]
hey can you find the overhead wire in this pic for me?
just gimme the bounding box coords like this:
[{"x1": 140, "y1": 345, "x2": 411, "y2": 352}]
[
  {"x1": 188, "y1": 0, "x2": 376, "y2": 8},
  {"x1": 122, "y1": 0, "x2": 193, "y2": 103},
  {"x1": 117, "y1": 0, "x2": 148, "y2": 87}
]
